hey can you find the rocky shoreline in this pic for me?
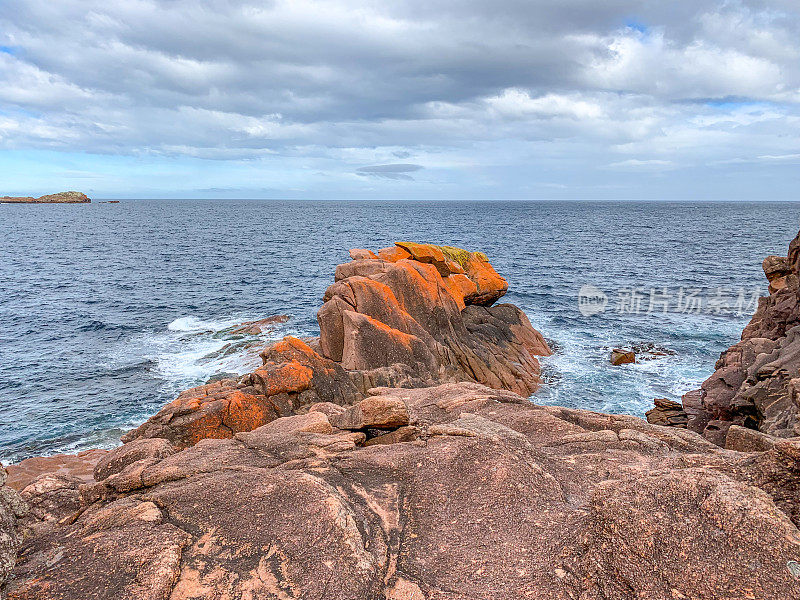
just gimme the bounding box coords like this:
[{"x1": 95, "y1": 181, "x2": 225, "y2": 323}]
[
  {"x1": 645, "y1": 229, "x2": 800, "y2": 451},
  {"x1": 0, "y1": 191, "x2": 90, "y2": 204},
  {"x1": 2, "y1": 241, "x2": 800, "y2": 599}
]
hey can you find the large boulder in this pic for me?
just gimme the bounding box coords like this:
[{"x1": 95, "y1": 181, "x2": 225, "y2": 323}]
[
  {"x1": 317, "y1": 243, "x2": 550, "y2": 396},
  {"x1": 5, "y1": 383, "x2": 800, "y2": 599},
  {"x1": 123, "y1": 243, "x2": 550, "y2": 449}
]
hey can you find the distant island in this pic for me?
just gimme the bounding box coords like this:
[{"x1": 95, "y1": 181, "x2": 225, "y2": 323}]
[{"x1": 0, "y1": 191, "x2": 90, "y2": 204}]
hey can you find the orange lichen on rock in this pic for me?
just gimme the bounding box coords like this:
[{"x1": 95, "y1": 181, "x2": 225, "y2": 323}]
[
  {"x1": 269, "y1": 335, "x2": 317, "y2": 359},
  {"x1": 317, "y1": 242, "x2": 548, "y2": 396},
  {"x1": 393, "y1": 242, "x2": 507, "y2": 305},
  {"x1": 221, "y1": 390, "x2": 280, "y2": 435},
  {"x1": 124, "y1": 335, "x2": 361, "y2": 448},
  {"x1": 252, "y1": 361, "x2": 313, "y2": 396},
  {"x1": 377, "y1": 245, "x2": 412, "y2": 262},
  {"x1": 122, "y1": 245, "x2": 546, "y2": 450}
]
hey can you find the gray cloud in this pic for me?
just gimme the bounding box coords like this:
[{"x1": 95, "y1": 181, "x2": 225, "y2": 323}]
[
  {"x1": 1, "y1": 1, "x2": 799, "y2": 198},
  {"x1": 356, "y1": 163, "x2": 424, "y2": 180}
]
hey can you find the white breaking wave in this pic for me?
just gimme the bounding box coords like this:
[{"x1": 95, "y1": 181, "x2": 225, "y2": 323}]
[
  {"x1": 166, "y1": 315, "x2": 241, "y2": 332},
  {"x1": 118, "y1": 314, "x2": 302, "y2": 400}
]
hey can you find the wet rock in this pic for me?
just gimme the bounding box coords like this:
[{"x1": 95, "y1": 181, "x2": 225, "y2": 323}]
[
  {"x1": 226, "y1": 314, "x2": 289, "y2": 335},
  {"x1": 610, "y1": 348, "x2": 635, "y2": 365},
  {"x1": 645, "y1": 397, "x2": 688, "y2": 427}
]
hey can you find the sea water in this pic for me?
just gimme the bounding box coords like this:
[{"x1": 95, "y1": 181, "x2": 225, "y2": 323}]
[{"x1": 1, "y1": 199, "x2": 798, "y2": 462}]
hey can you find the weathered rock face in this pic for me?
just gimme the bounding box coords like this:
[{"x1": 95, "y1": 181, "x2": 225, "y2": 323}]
[
  {"x1": 670, "y1": 227, "x2": 800, "y2": 446},
  {"x1": 124, "y1": 243, "x2": 550, "y2": 448},
  {"x1": 0, "y1": 191, "x2": 90, "y2": 203},
  {"x1": 4, "y1": 449, "x2": 109, "y2": 491},
  {"x1": 645, "y1": 397, "x2": 688, "y2": 427},
  {"x1": 318, "y1": 242, "x2": 550, "y2": 395},
  {"x1": 123, "y1": 336, "x2": 362, "y2": 449},
  {"x1": 0, "y1": 468, "x2": 27, "y2": 588},
  {"x1": 6, "y1": 383, "x2": 800, "y2": 599},
  {"x1": 609, "y1": 348, "x2": 635, "y2": 366},
  {"x1": 6, "y1": 236, "x2": 800, "y2": 599}
]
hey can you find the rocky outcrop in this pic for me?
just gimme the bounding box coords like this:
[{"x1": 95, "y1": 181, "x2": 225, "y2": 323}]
[
  {"x1": 6, "y1": 237, "x2": 800, "y2": 598},
  {"x1": 0, "y1": 468, "x2": 26, "y2": 588},
  {"x1": 664, "y1": 228, "x2": 800, "y2": 446},
  {"x1": 123, "y1": 243, "x2": 550, "y2": 449},
  {"x1": 645, "y1": 397, "x2": 688, "y2": 427},
  {"x1": 0, "y1": 191, "x2": 90, "y2": 203},
  {"x1": 226, "y1": 315, "x2": 289, "y2": 335},
  {"x1": 5, "y1": 383, "x2": 800, "y2": 599}
]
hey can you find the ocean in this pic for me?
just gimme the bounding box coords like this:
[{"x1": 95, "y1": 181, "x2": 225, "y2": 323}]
[{"x1": 1, "y1": 199, "x2": 798, "y2": 463}]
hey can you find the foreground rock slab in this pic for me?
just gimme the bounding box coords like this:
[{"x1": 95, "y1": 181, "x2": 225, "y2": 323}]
[{"x1": 5, "y1": 382, "x2": 800, "y2": 599}]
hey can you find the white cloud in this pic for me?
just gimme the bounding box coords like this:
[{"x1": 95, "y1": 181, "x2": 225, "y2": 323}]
[
  {"x1": 486, "y1": 90, "x2": 604, "y2": 120},
  {"x1": 0, "y1": 0, "x2": 799, "y2": 198},
  {"x1": 608, "y1": 159, "x2": 675, "y2": 168}
]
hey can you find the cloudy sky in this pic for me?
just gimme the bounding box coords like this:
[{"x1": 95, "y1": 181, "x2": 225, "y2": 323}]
[{"x1": 1, "y1": 0, "x2": 799, "y2": 199}]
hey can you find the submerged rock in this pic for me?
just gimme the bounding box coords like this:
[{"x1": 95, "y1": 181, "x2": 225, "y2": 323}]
[{"x1": 610, "y1": 348, "x2": 635, "y2": 365}]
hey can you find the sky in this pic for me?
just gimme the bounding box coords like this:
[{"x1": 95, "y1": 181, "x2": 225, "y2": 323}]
[{"x1": 1, "y1": 0, "x2": 799, "y2": 200}]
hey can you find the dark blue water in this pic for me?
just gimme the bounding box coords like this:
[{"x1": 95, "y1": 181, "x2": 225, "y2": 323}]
[{"x1": 1, "y1": 200, "x2": 798, "y2": 463}]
